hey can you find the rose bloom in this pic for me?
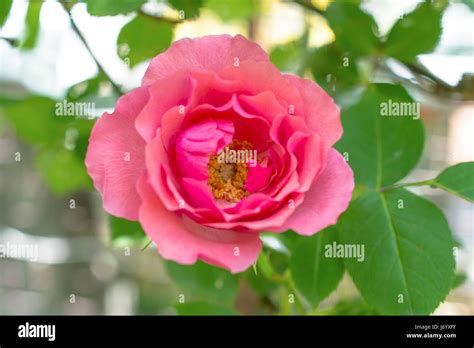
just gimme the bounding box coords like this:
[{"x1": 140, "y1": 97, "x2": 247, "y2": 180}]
[{"x1": 86, "y1": 35, "x2": 354, "y2": 273}]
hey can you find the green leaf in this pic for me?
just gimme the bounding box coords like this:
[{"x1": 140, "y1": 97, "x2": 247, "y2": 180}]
[
  {"x1": 431, "y1": 162, "x2": 474, "y2": 203},
  {"x1": 452, "y1": 273, "x2": 467, "y2": 289},
  {"x1": 335, "y1": 84, "x2": 424, "y2": 188},
  {"x1": 165, "y1": 261, "x2": 238, "y2": 306},
  {"x1": 270, "y1": 39, "x2": 307, "y2": 75},
  {"x1": 84, "y1": 0, "x2": 147, "y2": 16},
  {"x1": 168, "y1": 0, "x2": 203, "y2": 19},
  {"x1": 326, "y1": 1, "x2": 379, "y2": 57},
  {"x1": 290, "y1": 227, "x2": 344, "y2": 307},
  {"x1": 0, "y1": 0, "x2": 13, "y2": 27},
  {"x1": 246, "y1": 268, "x2": 276, "y2": 296},
  {"x1": 36, "y1": 146, "x2": 92, "y2": 195},
  {"x1": 310, "y1": 43, "x2": 360, "y2": 97},
  {"x1": 109, "y1": 215, "x2": 148, "y2": 247},
  {"x1": 174, "y1": 301, "x2": 236, "y2": 315},
  {"x1": 340, "y1": 189, "x2": 455, "y2": 314},
  {"x1": 384, "y1": 2, "x2": 443, "y2": 62},
  {"x1": 21, "y1": 0, "x2": 42, "y2": 50},
  {"x1": 4, "y1": 96, "x2": 57, "y2": 145},
  {"x1": 117, "y1": 13, "x2": 173, "y2": 67},
  {"x1": 205, "y1": 0, "x2": 256, "y2": 21}
]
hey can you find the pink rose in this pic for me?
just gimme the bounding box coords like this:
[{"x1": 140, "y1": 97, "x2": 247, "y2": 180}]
[{"x1": 85, "y1": 34, "x2": 354, "y2": 273}]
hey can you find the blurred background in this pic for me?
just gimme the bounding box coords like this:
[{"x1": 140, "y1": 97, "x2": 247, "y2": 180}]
[{"x1": 0, "y1": 0, "x2": 473, "y2": 315}]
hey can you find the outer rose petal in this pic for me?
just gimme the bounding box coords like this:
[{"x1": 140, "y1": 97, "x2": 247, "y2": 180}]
[
  {"x1": 85, "y1": 87, "x2": 149, "y2": 220},
  {"x1": 137, "y1": 175, "x2": 262, "y2": 273},
  {"x1": 275, "y1": 149, "x2": 354, "y2": 235},
  {"x1": 285, "y1": 74, "x2": 342, "y2": 152},
  {"x1": 142, "y1": 34, "x2": 269, "y2": 86}
]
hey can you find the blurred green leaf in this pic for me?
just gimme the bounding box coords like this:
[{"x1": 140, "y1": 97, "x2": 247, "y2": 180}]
[
  {"x1": 340, "y1": 189, "x2": 455, "y2": 314},
  {"x1": 21, "y1": 0, "x2": 42, "y2": 50},
  {"x1": 432, "y1": 162, "x2": 474, "y2": 203},
  {"x1": 384, "y1": 2, "x2": 443, "y2": 62},
  {"x1": 0, "y1": 0, "x2": 13, "y2": 27},
  {"x1": 174, "y1": 301, "x2": 236, "y2": 315},
  {"x1": 205, "y1": 0, "x2": 256, "y2": 21},
  {"x1": 270, "y1": 39, "x2": 307, "y2": 75},
  {"x1": 246, "y1": 268, "x2": 276, "y2": 296},
  {"x1": 311, "y1": 43, "x2": 360, "y2": 97},
  {"x1": 335, "y1": 84, "x2": 424, "y2": 189},
  {"x1": 109, "y1": 215, "x2": 148, "y2": 247},
  {"x1": 4, "y1": 96, "x2": 56, "y2": 145},
  {"x1": 165, "y1": 261, "x2": 238, "y2": 306},
  {"x1": 117, "y1": 13, "x2": 173, "y2": 67},
  {"x1": 461, "y1": 0, "x2": 474, "y2": 11},
  {"x1": 84, "y1": 0, "x2": 147, "y2": 16},
  {"x1": 36, "y1": 146, "x2": 92, "y2": 194},
  {"x1": 316, "y1": 297, "x2": 378, "y2": 315},
  {"x1": 256, "y1": 251, "x2": 275, "y2": 280},
  {"x1": 290, "y1": 227, "x2": 344, "y2": 307},
  {"x1": 452, "y1": 273, "x2": 467, "y2": 289},
  {"x1": 168, "y1": 0, "x2": 203, "y2": 19},
  {"x1": 326, "y1": 1, "x2": 379, "y2": 57}
]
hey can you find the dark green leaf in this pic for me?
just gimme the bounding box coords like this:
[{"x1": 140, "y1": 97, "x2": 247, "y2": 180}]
[
  {"x1": 174, "y1": 301, "x2": 236, "y2": 315},
  {"x1": 290, "y1": 227, "x2": 344, "y2": 307},
  {"x1": 0, "y1": 0, "x2": 13, "y2": 27},
  {"x1": 326, "y1": 1, "x2": 379, "y2": 57},
  {"x1": 21, "y1": 0, "x2": 42, "y2": 50},
  {"x1": 165, "y1": 261, "x2": 238, "y2": 305},
  {"x1": 452, "y1": 273, "x2": 467, "y2": 289},
  {"x1": 168, "y1": 0, "x2": 203, "y2": 19},
  {"x1": 432, "y1": 162, "x2": 474, "y2": 203},
  {"x1": 384, "y1": 2, "x2": 443, "y2": 61},
  {"x1": 340, "y1": 189, "x2": 455, "y2": 314},
  {"x1": 117, "y1": 13, "x2": 173, "y2": 67},
  {"x1": 109, "y1": 215, "x2": 148, "y2": 247},
  {"x1": 335, "y1": 84, "x2": 424, "y2": 188},
  {"x1": 84, "y1": 0, "x2": 147, "y2": 16},
  {"x1": 311, "y1": 43, "x2": 360, "y2": 97},
  {"x1": 246, "y1": 268, "x2": 276, "y2": 296}
]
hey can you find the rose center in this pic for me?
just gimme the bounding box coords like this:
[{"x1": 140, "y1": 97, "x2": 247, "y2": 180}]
[{"x1": 207, "y1": 140, "x2": 252, "y2": 203}]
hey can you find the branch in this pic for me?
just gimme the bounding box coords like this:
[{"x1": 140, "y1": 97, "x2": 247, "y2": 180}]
[
  {"x1": 60, "y1": 3, "x2": 123, "y2": 96},
  {"x1": 292, "y1": 0, "x2": 325, "y2": 16}
]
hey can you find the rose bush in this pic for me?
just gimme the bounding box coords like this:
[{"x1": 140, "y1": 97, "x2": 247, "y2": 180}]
[{"x1": 85, "y1": 34, "x2": 354, "y2": 273}]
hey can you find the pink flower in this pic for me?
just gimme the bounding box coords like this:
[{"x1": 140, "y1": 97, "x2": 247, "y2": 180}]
[{"x1": 85, "y1": 34, "x2": 354, "y2": 273}]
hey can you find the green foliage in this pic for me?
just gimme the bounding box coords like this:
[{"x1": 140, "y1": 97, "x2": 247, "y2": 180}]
[
  {"x1": 0, "y1": 0, "x2": 13, "y2": 27},
  {"x1": 270, "y1": 38, "x2": 307, "y2": 75},
  {"x1": 36, "y1": 146, "x2": 91, "y2": 194},
  {"x1": 165, "y1": 261, "x2": 238, "y2": 306},
  {"x1": 384, "y1": 2, "x2": 443, "y2": 62},
  {"x1": 290, "y1": 227, "x2": 344, "y2": 307},
  {"x1": 174, "y1": 301, "x2": 236, "y2": 315},
  {"x1": 84, "y1": 0, "x2": 147, "y2": 16},
  {"x1": 326, "y1": 1, "x2": 379, "y2": 57},
  {"x1": 205, "y1": 0, "x2": 257, "y2": 21},
  {"x1": 117, "y1": 13, "x2": 173, "y2": 67},
  {"x1": 311, "y1": 43, "x2": 360, "y2": 97},
  {"x1": 335, "y1": 84, "x2": 424, "y2": 188},
  {"x1": 340, "y1": 189, "x2": 455, "y2": 314},
  {"x1": 21, "y1": 0, "x2": 42, "y2": 50},
  {"x1": 168, "y1": 0, "x2": 203, "y2": 19},
  {"x1": 109, "y1": 215, "x2": 148, "y2": 247},
  {"x1": 432, "y1": 162, "x2": 474, "y2": 203}
]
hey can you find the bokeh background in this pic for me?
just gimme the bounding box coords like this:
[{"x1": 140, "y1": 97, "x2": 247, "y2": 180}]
[{"x1": 0, "y1": 0, "x2": 473, "y2": 315}]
